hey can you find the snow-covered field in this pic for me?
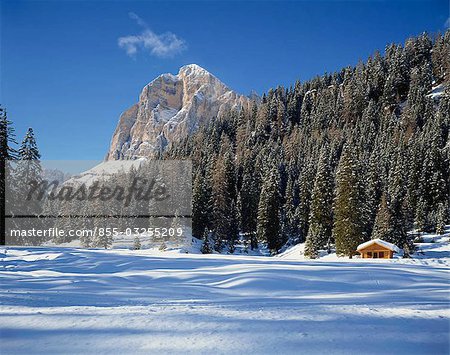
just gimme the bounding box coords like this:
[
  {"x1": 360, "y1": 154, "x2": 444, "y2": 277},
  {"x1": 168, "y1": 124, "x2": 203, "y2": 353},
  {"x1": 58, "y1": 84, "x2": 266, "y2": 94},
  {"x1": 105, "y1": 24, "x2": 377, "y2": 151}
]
[{"x1": 1, "y1": 236, "x2": 449, "y2": 354}]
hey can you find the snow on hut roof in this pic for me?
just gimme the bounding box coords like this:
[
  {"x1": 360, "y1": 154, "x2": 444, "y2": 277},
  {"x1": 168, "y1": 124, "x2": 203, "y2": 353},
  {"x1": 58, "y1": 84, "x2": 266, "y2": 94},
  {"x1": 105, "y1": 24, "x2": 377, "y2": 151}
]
[{"x1": 357, "y1": 239, "x2": 401, "y2": 253}]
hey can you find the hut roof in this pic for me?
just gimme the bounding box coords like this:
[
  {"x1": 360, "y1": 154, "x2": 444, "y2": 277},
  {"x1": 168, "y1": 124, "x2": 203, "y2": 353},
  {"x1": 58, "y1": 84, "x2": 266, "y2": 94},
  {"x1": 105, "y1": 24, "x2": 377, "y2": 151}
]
[{"x1": 357, "y1": 239, "x2": 401, "y2": 253}]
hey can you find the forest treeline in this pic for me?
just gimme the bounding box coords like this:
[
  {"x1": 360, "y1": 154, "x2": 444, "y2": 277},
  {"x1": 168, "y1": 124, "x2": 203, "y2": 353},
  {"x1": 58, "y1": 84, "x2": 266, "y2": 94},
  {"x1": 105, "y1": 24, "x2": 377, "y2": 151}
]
[
  {"x1": 165, "y1": 31, "x2": 450, "y2": 257},
  {"x1": 1, "y1": 32, "x2": 449, "y2": 254},
  {"x1": 0, "y1": 107, "x2": 41, "y2": 245}
]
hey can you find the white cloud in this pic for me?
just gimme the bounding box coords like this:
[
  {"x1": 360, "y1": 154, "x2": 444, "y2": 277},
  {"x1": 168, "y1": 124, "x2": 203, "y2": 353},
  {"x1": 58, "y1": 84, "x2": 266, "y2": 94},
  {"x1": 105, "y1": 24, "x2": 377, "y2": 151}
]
[
  {"x1": 445, "y1": 17, "x2": 450, "y2": 28},
  {"x1": 128, "y1": 12, "x2": 147, "y2": 28},
  {"x1": 118, "y1": 12, "x2": 187, "y2": 58}
]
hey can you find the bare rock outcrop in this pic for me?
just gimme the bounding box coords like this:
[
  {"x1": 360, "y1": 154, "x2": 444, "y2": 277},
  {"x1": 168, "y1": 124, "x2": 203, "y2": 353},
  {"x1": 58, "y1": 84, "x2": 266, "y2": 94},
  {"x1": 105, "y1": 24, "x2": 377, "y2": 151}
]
[{"x1": 106, "y1": 64, "x2": 252, "y2": 160}]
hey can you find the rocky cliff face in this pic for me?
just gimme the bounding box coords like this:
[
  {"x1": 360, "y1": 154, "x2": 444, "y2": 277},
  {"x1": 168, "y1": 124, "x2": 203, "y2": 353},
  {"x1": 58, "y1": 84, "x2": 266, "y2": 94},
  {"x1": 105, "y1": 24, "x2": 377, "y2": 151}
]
[{"x1": 106, "y1": 64, "x2": 252, "y2": 160}]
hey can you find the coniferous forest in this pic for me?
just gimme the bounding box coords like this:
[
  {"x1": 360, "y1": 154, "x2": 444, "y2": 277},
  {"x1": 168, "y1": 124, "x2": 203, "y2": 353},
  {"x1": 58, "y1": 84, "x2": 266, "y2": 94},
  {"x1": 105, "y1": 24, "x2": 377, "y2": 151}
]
[
  {"x1": 165, "y1": 31, "x2": 450, "y2": 257},
  {"x1": 1, "y1": 32, "x2": 449, "y2": 256}
]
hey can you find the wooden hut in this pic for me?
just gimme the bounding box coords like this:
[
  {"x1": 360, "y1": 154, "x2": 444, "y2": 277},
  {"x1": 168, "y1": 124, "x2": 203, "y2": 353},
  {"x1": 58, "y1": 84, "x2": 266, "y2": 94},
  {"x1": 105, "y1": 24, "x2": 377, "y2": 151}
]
[{"x1": 356, "y1": 239, "x2": 400, "y2": 259}]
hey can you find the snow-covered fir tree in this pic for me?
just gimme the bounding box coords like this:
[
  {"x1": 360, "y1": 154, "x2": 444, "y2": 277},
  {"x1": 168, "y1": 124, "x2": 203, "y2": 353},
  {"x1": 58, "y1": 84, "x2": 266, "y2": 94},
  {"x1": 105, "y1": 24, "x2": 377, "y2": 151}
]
[
  {"x1": 133, "y1": 236, "x2": 141, "y2": 250},
  {"x1": 257, "y1": 167, "x2": 282, "y2": 253},
  {"x1": 0, "y1": 107, "x2": 18, "y2": 245},
  {"x1": 211, "y1": 136, "x2": 238, "y2": 251},
  {"x1": 305, "y1": 145, "x2": 334, "y2": 258},
  {"x1": 201, "y1": 227, "x2": 213, "y2": 254},
  {"x1": 332, "y1": 146, "x2": 368, "y2": 257}
]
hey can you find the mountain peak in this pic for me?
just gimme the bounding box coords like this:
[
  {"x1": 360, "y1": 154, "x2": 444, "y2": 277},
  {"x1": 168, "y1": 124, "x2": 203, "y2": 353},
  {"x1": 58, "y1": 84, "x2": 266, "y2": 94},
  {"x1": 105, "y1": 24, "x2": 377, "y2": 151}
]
[
  {"x1": 106, "y1": 65, "x2": 252, "y2": 160},
  {"x1": 154, "y1": 64, "x2": 216, "y2": 87},
  {"x1": 179, "y1": 63, "x2": 209, "y2": 74},
  {"x1": 178, "y1": 64, "x2": 216, "y2": 81}
]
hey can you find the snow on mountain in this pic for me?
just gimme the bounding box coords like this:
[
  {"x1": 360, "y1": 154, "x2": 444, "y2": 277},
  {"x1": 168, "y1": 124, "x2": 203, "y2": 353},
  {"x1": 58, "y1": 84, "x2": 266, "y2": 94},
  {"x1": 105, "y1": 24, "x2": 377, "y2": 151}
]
[
  {"x1": 63, "y1": 159, "x2": 145, "y2": 186},
  {"x1": 106, "y1": 64, "x2": 254, "y2": 160},
  {"x1": 42, "y1": 168, "x2": 72, "y2": 184}
]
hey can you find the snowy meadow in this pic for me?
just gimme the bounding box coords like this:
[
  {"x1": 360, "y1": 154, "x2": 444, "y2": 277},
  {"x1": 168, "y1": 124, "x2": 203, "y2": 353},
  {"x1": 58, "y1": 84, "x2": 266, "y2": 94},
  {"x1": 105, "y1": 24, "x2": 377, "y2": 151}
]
[{"x1": 1, "y1": 235, "x2": 449, "y2": 354}]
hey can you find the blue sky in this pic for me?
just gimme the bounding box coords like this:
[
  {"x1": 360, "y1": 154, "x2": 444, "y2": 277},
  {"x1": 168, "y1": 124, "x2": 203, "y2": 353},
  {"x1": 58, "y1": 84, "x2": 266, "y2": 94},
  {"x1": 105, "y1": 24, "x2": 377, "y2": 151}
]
[{"x1": 2, "y1": 0, "x2": 449, "y2": 160}]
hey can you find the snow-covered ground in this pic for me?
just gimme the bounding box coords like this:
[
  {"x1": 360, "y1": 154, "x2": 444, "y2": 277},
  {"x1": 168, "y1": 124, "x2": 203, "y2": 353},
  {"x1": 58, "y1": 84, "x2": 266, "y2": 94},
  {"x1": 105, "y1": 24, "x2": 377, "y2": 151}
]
[{"x1": 1, "y1": 236, "x2": 449, "y2": 354}]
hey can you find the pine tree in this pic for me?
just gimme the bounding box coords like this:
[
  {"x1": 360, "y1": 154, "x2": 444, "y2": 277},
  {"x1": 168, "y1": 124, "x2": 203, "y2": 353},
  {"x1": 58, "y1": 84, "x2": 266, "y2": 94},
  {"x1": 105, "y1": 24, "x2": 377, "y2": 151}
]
[
  {"x1": 192, "y1": 167, "x2": 210, "y2": 238},
  {"x1": 282, "y1": 175, "x2": 298, "y2": 240},
  {"x1": 16, "y1": 127, "x2": 42, "y2": 189},
  {"x1": 80, "y1": 233, "x2": 92, "y2": 248},
  {"x1": 382, "y1": 44, "x2": 409, "y2": 107},
  {"x1": 436, "y1": 203, "x2": 447, "y2": 235},
  {"x1": 305, "y1": 146, "x2": 333, "y2": 258},
  {"x1": 94, "y1": 227, "x2": 113, "y2": 249},
  {"x1": 201, "y1": 227, "x2": 213, "y2": 254},
  {"x1": 92, "y1": 194, "x2": 113, "y2": 249},
  {"x1": 384, "y1": 147, "x2": 408, "y2": 247},
  {"x1": 15, "y1": 128, "x2": 43, "y2": 225},
  {"x1": 371, "y1": 192, "x2": 393, "y2": 240},
  {"x1": 414, "y1": 198, "x2": 428, "y2": 233},
  {"x1": 134, "y1": 236, "x2": 141, "y2": 250},
  {"x1": 366, "y1": 149, "x2": 382, "y2": 236},
  {"x1": 228, "y1": 199, "x2": 239, "y2": 253},
  {"x1": 0, "y1": 107, "x2": 17, "y2": 245},
  {"x1": 211, "y1": 138, "x2": 238, "y2": 251},
  {"x1": 257, "y1": 167, "x2": 282, "y2": 253},
  {"x1": 19, "y1": 128, "x2": 41, "y2": 160},
  {"x1": 296, "y1": 161, "x2": 315, "y2": 241},
  {"x1": 333, "y1": 146, "x2": 367, "y2": 257},
  {"x1": 0, "y1": 108, "x2": 17, "y2": 164},
  {"x1": 238, "y1": 154, "x2": 260, "y2": 249}
]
